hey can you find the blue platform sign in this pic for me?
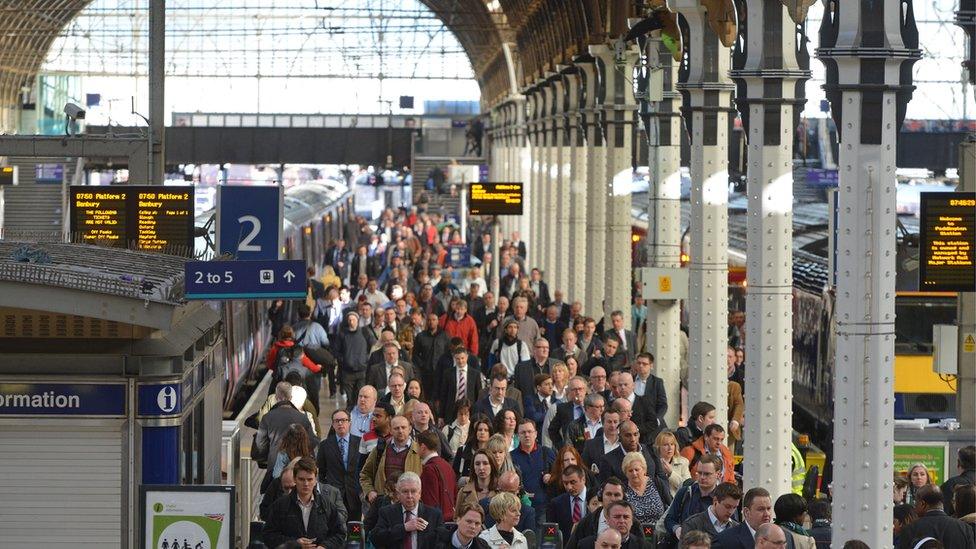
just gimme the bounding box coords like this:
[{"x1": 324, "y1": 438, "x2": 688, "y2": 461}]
[
  {"x1": 216, "y1": 185, "x2": 283, "y2": 260},
  {"x1": 184, "y1": 259, "x2": 307, "y2": 300},
  {"x1": 137, "y1": 382, "x2": 182, "y2": 416},
  {"x1": 0, "y1": 382, "x2": 126, "y2": 416}
]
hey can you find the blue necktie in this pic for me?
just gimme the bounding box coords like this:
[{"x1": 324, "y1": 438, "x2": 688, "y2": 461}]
[{"x1": 339, "y1": 436, "x2": 348, "y2": 467}]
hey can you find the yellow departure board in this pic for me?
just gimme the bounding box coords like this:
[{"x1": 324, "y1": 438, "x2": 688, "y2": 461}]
[
  {"x1": 469, "y1": 182, "x2": 523, "y2": 215},
  {"x1": 69, "y1": 185, "x2": 194, "y2": 255},
  {"x1": 919, "y1": 192, "x2": 976, "y2": 292}
]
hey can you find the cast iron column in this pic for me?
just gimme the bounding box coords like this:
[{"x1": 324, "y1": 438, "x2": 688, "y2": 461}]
[
  {"x1": 675, "y1": 0, "x2": 734, "y2": 422},
  {"x1": 564, "y1": 68, "x2": 588, "y2": 304},
  {"x1": 818, "y1": 1, "x2": 920, "y2": 545},
  {"x1": 579, "y1": 59, "x2": 608, "y2": 317}
]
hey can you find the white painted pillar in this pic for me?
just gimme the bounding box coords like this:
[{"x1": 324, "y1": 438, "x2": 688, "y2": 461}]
[
  {"x1": 578, "y1": 59, "x2": 607, "y2": 318},
  {"x1": 541, "y1": 79, "x2": 558, "y2": 281},
  {"x1": 564, "y1": 69, "x2": 588, "y2": 306},
  {"x1": 527, "y1": 89, "x2": 543, "y2": 268},
  {"x1": 644, "y1": 33, "x2": 684, "y2": 429},
  {"x1": 818, "y1": 1, "x2": 920, "y2": 545},
  {"x1": 674, "y1": 0, "x2": 733, "y2": 423},
  {"x1": 515, "y1": 97, "x2": 532, "y2": 253},
  {"x1": 730, "y1": 0, "x2": 810, "y2": 495},
  {"x1": 591, "y1": 44, "x2": 638, "y2": 329},
  {"x1": 552, "y1": 74, "x2": 572, "y2": 296}
]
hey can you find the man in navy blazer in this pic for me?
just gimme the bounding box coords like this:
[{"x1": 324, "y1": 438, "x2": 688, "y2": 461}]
[
  {"x1": 472, "y1": 374, "x2": 523, "y2": 421},
  {"x1": 369, "y1": 472, "x2": 444, "y2": 549},
  {"x1": 546, "y1": 464, "x2": 590, "y2": 545},
  {"x1": 316, "y1": 408, "x2": 362, "y2": 520},
  {"x1": 714, "y1": 487, "x2": 795, "y2": 549}
]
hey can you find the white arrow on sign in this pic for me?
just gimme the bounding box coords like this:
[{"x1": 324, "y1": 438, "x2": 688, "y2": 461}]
[{"x1": 283, "y1": 270, "x2": 296, "y2": 282}]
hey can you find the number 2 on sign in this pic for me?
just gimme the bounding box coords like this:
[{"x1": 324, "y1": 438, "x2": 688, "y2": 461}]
[{"x1": 238, "y1": 215, "x2": 262, "y2": 252}]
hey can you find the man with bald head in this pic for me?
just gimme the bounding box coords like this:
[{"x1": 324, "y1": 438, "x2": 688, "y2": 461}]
[
  {"x1": 410, "y1": 400, "x2": 453, "y2": 462},
  {"x1": 478, "y1": 470, "x2": 537, "y2": 531},
  {"x1": 359, "y1": 415, "x2": 421, "y2": 507},
  {"x1": 755, "y1": 523, "x2": 788, "y2": 548}
]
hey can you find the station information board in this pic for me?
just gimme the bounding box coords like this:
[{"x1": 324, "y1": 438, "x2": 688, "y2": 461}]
[
  {"x1": 919, "y1": 192, "x2": 976, "y2": 292},
  {"x1": 469, "y1": 182, "x2": 523, "y2": 215},
  {"x1": 69, "y1": 186, "x2": 194, "y2": 255}
]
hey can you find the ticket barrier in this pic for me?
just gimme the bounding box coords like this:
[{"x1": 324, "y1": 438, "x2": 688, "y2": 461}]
[
  {"x1": 540, "y1": 522, "x2": 562, "y2": 549},
  {"x1": 345, "y1": 521, "x2": 364, "y2": 548}
]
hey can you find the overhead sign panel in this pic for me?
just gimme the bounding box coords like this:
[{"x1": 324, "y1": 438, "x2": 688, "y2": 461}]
[
  {"x1": 184, "y1": 259, "x2": 307, "y2": 300},
  {"x1": 469, "y1": 182, "x2": 523, "y2": 215},
  {"x1": 215, "y1": 185, "x2": 284, "y2": 260},
  {"x1": 919, "y1": 192, "x2": 976, "y2": 292},
  {"x1": 69, "y1": 185, "x2": 194, "y2": 255}
]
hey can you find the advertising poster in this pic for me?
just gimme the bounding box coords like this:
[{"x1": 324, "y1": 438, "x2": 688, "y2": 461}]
[
  {"x1": 893, "y1": 442, "x2": 949, "y2": 484},
  {"x1": 142, "y1": 485, "x2": 234, "y2": 549}
]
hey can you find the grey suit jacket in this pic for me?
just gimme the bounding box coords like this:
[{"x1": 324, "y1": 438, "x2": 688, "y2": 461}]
[{"x1": 682, "y1": 510, "x2": 738, "y2": 540}]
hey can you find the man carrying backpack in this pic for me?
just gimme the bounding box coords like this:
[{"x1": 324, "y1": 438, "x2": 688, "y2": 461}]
[
  {"x1": 266, "y1": 325, "x2": 323, "y2": 392},
  {"x1": 293, "y1": 304, "x2": 336, "y2": 411},
  {"x1": 659, "y1": 454, "x2": 725, "y2": 548}
]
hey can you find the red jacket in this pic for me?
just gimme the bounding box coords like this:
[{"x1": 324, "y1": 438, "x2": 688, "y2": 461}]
[
  {"x1": 266, "y1": 340, "x2": 322, "y2": 374},
  {"x1": 440, "y1": 313, "x2": 479, "y2": 355},
  {"x1": 420, "y1": 454, "x2": 457, "y2": 521}
]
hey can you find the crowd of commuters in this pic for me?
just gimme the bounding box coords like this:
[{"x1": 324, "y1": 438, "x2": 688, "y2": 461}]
[{"x1": 250, "y1": 207, "x2": 976, "y2": 549}]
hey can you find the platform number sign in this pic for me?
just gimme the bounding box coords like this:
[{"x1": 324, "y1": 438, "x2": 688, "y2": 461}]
[
  {"x1": 216, "y1": 186, "x2": 284, "y2": 261},
  {"x1": 157, "y1": 386, "x2": 178, "y2": 413}
]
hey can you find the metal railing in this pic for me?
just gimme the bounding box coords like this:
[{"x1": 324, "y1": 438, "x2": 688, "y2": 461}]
[{"x1": 222, "y1": 371, "x2": 273, "y2": 548}]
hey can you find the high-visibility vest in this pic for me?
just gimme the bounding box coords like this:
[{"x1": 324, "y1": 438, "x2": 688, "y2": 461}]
[{"x1": 791, "y1": 443, "x2": 807, "y2": 495}]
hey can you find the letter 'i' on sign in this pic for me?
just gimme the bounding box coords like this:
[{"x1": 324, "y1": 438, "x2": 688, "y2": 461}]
[{"x1": 157, "y1": 386, "x2": 177, "y2": 412}]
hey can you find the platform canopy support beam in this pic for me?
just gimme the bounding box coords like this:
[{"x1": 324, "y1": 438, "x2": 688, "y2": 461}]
[
  {"x1": 817, "y1": 1, "x2": 920, "y2": 545},
  {"x1": 579, "y1": 58, "x2": 608, "y2": 318}
]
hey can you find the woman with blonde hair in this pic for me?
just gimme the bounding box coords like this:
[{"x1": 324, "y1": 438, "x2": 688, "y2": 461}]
[
  {"x1": 655, "y1": 430, "x2": 691, "y2": 496},
  {"x1": 905, "y1": 463, "x2": 934, "y2": 505},
  {"x1": 480, "y1": 492, "x2": 529, "y2": 548},
  {"x1": 622, "y1": 451, "x2": 669, "y2": 524},
  {"x1": 486, "y1": 433, "x2": 517, "y2": 474},
  {"x1": 550, "y1": 361, "x2": 570, "y2": 402}
]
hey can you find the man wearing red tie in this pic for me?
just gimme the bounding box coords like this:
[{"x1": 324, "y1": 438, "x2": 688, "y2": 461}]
[{"x1": 547, "y1": 465, "x2": 589, "y2": 544}]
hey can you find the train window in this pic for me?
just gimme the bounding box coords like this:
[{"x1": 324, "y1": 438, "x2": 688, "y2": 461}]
[
  {"x1": 181, "y1": 400, "x2": 205, "y2": 484},
  {"x1": 894, "y1": 297, "x2": 956, "y2": 354}
]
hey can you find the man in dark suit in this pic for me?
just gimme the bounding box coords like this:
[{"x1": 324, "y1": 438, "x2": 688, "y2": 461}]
[
  {"x1": 473, "y1": 374, "x2": 523, "y2": 421},
  {"x1": 324, "y1": 238, "x2": 349, "y2": 272},
  {"x1": 550, "y1": 290, "x2": 572, "y2": 325},
  {"x1": 714, "y1": 487, "x2": 796, "y2": 549},
  {"x1": 262, "y1": 457, "x2": 347, "y2": 548},
  {"x1": 365, "y1": 342, "x2": 415, "y2": 395},
  {"x1": 606, "y1": 310, "x2": 637, "y2": 363},
  {"x1": 632, "y1": 352, "x2": 669, "y2": 431},
  {"x1": 565, "y1": 478, "x2": 643, "y2": 548},
  {"x1": 547, "y1": 376, "x2": 588, "y2": 450},
  {"x1": 316, "y1": 408, "x2": 362, "y2": 520},
  {"x1": 580, "y1": 408, "x2": 620, "y2": 479},
  {"x1": 522, "y1": 373, "x2": 556, "y2": 428},
  {"x1": 680, "y1": 482, "x2": 742, "y2": 542},
  {"x1": 577, "y1": 500, "x2": 647, "y2": 549},
  {"x1": 613, "y1": 371, "x2": 663, "y2": 444},
  {"x1": 528, "y1": 268, "x2": 551, "y2": 307},
  {"x1": 547, "y1": 465, "x2": 590, "y2": 545},
  {"x1": 896, "y1": 485, "x2": 975, "y2": 549},
  {"x1": 513, "y1": 336, "x2": 556, "y2": 397},
  {"x1": 438, "y1": 347, "x2": 482, "y2": 421},
  {"x1": 349, "y1": 244, "x2": 380, "y2": 281},
  {"x1": 369, "y1": 471, "x2": 445, "y2": 549}
]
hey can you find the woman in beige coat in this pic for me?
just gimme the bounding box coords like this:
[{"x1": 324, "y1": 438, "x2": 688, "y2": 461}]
[{"x1": 654, "y1": 430, "x2": 691, "y2": 496}]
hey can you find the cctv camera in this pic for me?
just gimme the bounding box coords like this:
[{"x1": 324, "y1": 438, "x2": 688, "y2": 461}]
[{"x1": 63, "y1": 103, "x2": 86, "y2": 121}]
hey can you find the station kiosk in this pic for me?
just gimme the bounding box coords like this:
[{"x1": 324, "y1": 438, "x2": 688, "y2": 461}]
[{"x1": 0, "y1": 240, "x2": 225, "y2": 548}]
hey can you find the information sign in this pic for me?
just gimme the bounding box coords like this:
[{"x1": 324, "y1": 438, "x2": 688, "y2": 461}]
[
  {"x1": 0, "y1": 382, "x2": 126, "y2": 416},
  {"x1": 69, "y1": 185, "x2": 194, "y2": 255},
  {"x1": 216, "y1": 185, "x2": 284, "y2": 260},
  {"x1": 893, "y1": 442, "x2": 949, "y2": 484},
  {"x1": 469, "y1": 182, "x2": 523, "y2": 215},
  {"x1": 141, "y1": 485, "x2": 234, "y2": 549},
  {"x1": 184, "y1": 259, "x2": 307, "y2": 300},
  {"x1": 919, "y1": 192, "x2": 976, "y2": 291}
]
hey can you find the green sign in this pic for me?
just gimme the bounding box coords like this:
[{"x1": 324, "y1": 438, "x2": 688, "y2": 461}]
[
  {"x1": 141, "y1": 485, "x2": 234, "y2": 549},
  {"x1": 894, "y1": 442, "x2": 949, "y2": 484}
]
